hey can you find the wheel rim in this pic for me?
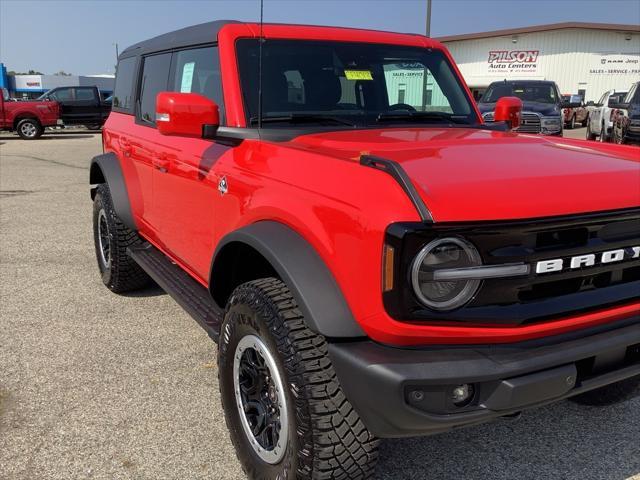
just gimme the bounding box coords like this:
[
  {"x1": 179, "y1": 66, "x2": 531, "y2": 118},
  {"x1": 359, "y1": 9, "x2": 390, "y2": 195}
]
[
  {"x1": 20, "y1": 122, "x2": 37, "y2": 138},
  {"x1": 233, "y1": 334, "x2": 288, "y2": 464},
  {"x1": 97, "y1": 209, "x2": 111, "y2": 268}
]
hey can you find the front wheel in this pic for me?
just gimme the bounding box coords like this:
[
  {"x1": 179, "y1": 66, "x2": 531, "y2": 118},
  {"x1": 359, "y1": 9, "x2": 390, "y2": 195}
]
[
  {"x1": 16, "y1": 118, "x2": 43, "y2": 139},
  {"x1": 570, "y1": 376, "x2": 640, "y2": 406},
  {"x1": 218, "y1": 278, "x2": 379, "y2": 480},
  {"x1": 586, "y1": 121, "x2": 596, "y2": 140},
  {"x1": 568, "y1": 115, "x2": 576, "y2": 129}
]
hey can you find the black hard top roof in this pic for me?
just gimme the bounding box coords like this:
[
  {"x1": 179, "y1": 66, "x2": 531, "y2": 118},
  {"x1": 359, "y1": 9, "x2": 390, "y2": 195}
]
[{"x1": 119, "y1": 20, "x2": 240, "y2": 59}]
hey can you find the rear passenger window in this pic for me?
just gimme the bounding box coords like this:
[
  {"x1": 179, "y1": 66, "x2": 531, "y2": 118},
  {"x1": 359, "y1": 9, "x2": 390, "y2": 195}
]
[
  {"x1": 51, "y1": 88, "x2": 73, "y2": 101},
  {"x1": 139, "y1": 53, "x2": 172, "y2": 125},
  {"x1": 113, "y1": 57, "x2": 137, "y2": 112},
  {"x1": 75, "y1": 88, "x2": 96, "y2": 101},
  {"x1": 171, "y1": 46, "x2": 225, "y2": 123}
]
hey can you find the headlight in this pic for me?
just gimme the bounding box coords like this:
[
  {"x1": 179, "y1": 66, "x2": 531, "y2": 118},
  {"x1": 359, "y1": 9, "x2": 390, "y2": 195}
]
[
  {"x1": 411, "y1": 237, "x2": 482, "y2": 311},
  {"x1": 541, "y1": 116, "x2": 561, "y2": 132}
]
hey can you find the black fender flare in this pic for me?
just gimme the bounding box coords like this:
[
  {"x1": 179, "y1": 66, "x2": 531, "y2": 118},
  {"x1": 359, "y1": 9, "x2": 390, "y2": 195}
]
[
  {"x1": 89, "y1": 153, "x2": 137, "y2": 231},
  {"x1": 211, "y1": 221, "x2": 366, "y2": 338}
]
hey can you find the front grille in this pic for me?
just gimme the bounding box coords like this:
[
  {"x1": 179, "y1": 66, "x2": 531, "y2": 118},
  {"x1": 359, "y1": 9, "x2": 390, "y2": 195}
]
[
  {"x1": 484, "y1": 112, "x2": 542, "y2": 134},
  {"x1": 515, "y1": 113, "x2": 542, "y2": 133},
  {"x1": 384, "y1": 209, "x2": 640, "y2": 325}
]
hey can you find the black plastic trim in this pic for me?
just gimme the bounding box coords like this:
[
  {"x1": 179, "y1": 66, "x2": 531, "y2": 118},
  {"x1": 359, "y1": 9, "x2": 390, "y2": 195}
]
[
  {"x1": 210, "y1": 221, "x2": 365, "y2": 338},
  {"x1": 89, "y1": 153, "x2": 137, "y2": 231},
  {"x1": 328, "y1": 318, "x2": 640, "y2": 437},
  {"x1": 360, "y1": 154, "x2": 433, "y2": 223}
]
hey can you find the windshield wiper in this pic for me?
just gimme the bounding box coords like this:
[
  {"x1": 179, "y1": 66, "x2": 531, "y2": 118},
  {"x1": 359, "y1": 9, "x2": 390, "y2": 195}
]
[
  {"x1": 249, "y1": 114, "x2": 356, "y2": 127},
  {"x1": 376, "y1": 111, "x2": 469, "y2": 124}
]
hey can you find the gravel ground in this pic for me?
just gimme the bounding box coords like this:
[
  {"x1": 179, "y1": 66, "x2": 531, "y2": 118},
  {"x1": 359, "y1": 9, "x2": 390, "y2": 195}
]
[{"x1": 0, "y1": 129, "x2": 638, "y2": 480}]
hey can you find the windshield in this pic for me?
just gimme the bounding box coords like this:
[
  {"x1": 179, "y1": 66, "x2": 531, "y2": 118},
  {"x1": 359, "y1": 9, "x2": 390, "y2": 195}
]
[
  {"x1": 481, "y1": 82, "x2": 559, "y2": 104},
  {"x1": 236, "y1": 39, "x2": 477, "y2": 127}
]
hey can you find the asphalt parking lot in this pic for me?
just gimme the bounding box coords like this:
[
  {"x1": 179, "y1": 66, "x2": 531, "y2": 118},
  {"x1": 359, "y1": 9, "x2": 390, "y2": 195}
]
[{"x1": 0, "y1": 127, "x2": 638, "y2": 480}]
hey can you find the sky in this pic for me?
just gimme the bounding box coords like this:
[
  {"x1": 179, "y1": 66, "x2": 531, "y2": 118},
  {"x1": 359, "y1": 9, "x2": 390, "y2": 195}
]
[{"x1": 1, "y1": 0, "x2": 638, "y2": 75}]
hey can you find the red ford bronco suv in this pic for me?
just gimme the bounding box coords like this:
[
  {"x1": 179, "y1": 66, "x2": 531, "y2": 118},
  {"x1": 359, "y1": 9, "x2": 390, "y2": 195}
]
[{"x1": 90, "y1": 21, "x2": 640, "y2": 479}]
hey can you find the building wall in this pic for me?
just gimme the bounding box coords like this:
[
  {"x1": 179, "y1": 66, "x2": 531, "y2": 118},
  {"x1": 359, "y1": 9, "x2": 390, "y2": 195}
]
[
  {"x1": 7, "y1": 74, "x2": 114, "y2": 99},
  {"x1": 442, "y1": 29, "x2": 640, "y2": 102}
]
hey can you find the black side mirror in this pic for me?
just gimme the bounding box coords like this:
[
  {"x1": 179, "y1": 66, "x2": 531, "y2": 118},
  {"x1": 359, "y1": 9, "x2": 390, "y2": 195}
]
[{"x1": 586, "y1": 101, "x2": 595, "y2": 107}]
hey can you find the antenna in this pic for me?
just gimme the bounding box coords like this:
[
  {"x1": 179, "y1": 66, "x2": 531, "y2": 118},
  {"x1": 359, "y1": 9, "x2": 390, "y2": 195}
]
[{"x1": 258, "y1": 0, "x2": 264, "y2": 130}]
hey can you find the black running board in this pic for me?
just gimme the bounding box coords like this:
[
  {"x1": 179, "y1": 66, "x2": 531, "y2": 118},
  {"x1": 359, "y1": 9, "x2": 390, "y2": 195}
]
[{"x1": 128, "y1": 243, "x2": 222, "y2": 341}]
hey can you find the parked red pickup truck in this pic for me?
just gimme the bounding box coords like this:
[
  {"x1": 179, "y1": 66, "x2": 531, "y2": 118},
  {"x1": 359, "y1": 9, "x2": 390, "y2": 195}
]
[
  {"x1": 1, "y1": 88, "x2": 60, "y2": 139},
  {"x1": 562, "y1": 94, "x2": 589, "y2": 129},
  {"x1": 90, "y1": 21, "x2": 640, "y2": 479}
]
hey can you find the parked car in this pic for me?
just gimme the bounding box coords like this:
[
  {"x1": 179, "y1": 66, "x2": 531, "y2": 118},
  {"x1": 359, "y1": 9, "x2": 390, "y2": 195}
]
[
  {"x1": 1, "y1": 87, "x2": 60, "y2": 139},
  {"x1": 90, "y1": 21, "x2": 640, "y2": 480},
  {"x1": 610, "y1": 82, "x2": 640, "y2": 145},
  {"x1": 585, "y1": 89, "x2": 628, "y2": 142},
  {"x1": 562, "y1": 94, "x2": 589, "y2": 129},
  {"x1": 38, "y1": 86, "x2": 111, "y2": 129},
  {"x1": 478, "y1": 80, "x2": 568, "y2": 135}
]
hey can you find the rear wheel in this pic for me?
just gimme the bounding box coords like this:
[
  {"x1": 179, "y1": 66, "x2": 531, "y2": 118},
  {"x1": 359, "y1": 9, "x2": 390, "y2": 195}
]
[
  {"x1": 218, "y1": 278, "x2": 379, "y2": 480},
  {"x1": 92, "y1": 183, "x2": 150, "y2": 292},
  {"x1": 568, "y1": 115, "x2": 576, "y2": 129},
  {"x1": 16, "y1": 118, "x2": 43, "y2": 139},
  {"x1": 570, "y1": 376, "x2": 640, "y2": 406},
  {"x1": 582, "y1": 115, "x2": 589, "y2": 127}
]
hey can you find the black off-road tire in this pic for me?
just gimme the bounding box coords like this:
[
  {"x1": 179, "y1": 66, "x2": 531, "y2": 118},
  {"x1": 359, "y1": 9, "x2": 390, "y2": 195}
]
[
  {"x1": 586, "y1": 121, "x2": 596, "y2": 140},
  {"x1": 568, "y1": 115, "x2": 576, "y2": 129},
  {"x1": 582, "y1": 115, "x2": 589, "y2": 127},
  {"x1": 570, "y1": 376, "x2": 640, "y2": 407},
  {"x1": 92, "y1": 184, "x2": 150, "y2": 293},
  {"x1": 16, "y1": 118, "x2": 43, "y2": 139},
  {"x1": 218, "y1": 278, "x2": 379, "y2": 480}
]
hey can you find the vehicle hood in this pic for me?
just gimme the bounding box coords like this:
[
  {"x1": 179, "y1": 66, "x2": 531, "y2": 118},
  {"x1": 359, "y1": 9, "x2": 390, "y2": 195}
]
[
  {"x1": 288, "y1": 127, "x2": 640, "y2": 222},
  {"x1": 478, "y1": 101, "x2": 561, "y2": 117}
]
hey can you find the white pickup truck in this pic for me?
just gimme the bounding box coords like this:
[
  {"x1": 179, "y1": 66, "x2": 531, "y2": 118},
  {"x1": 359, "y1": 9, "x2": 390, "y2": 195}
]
[{"x1": 586, "y1": 89, "x2": 628, "y2": 142}]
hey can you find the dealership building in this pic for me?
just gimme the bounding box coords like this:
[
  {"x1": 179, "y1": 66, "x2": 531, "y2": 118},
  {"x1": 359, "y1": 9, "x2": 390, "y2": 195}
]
[
  {"x1": 0, "y1": 63, "x2": 114, "y2": 99},
  {"x1": 437, "y1": 22, "x2": 640, "y2": 101}
]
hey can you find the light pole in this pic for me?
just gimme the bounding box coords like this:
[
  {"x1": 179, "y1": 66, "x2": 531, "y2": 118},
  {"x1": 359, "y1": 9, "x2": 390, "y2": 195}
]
[
  {"x1": 425, "y1": 0, "x2": 432, "y2": 37},
  {"x1": 113, "y1": 42, "x2": 119, "y2": 60}
]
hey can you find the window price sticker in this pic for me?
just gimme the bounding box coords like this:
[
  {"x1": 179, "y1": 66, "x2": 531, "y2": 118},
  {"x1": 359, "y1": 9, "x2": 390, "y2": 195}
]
[
  {"x1": 180, "y1": 62, "x2": 195, "y2": 92},
  {"x1": 344, "y1": 70, "x2": 373, "y2": 81}
]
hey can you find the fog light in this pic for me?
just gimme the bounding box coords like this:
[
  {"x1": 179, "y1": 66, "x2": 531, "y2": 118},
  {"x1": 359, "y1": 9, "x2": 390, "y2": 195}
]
[{"x1": 452, "y1": 384, "x2": 474, "y2": 407}]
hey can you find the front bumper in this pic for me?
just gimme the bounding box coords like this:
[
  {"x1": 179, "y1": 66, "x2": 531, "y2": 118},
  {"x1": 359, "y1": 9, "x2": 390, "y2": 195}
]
[{"x1": 329, "y1": 318, "x2": 640, "y2": 438}]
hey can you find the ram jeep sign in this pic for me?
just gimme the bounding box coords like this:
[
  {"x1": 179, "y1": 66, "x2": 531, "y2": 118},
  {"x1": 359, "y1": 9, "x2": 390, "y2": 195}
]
[{"x1": 487, "y1": 50, "x2": 539, "y2": 74}]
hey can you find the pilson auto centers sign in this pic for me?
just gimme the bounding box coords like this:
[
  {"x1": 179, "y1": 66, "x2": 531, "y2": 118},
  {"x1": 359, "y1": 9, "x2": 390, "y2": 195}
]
[{"x1": 487, "y1": 50, "x2": 539, "y2": 74}]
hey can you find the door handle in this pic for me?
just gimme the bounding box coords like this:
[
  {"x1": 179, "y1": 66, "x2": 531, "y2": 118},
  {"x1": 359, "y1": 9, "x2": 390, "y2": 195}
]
[
  {"x1": 152, "y1": 154, "x2": 171, "y2": 172},
  {"x1": 119, "y1": 140, "x2": 132, "y2": 157}
]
